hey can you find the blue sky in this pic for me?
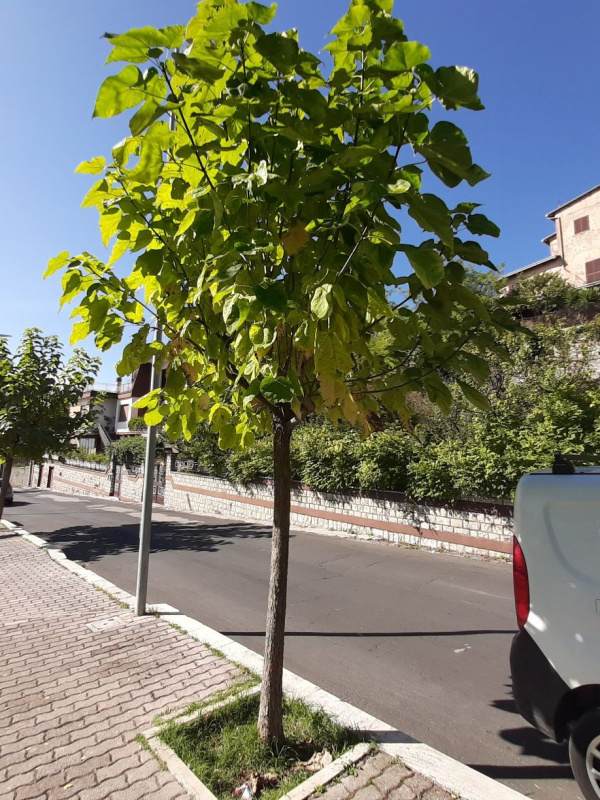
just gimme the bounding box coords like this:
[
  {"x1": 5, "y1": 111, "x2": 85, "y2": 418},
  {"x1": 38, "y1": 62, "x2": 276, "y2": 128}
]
[{"x1": 1, "y1": 0, "x2": 599, "y2": 381}]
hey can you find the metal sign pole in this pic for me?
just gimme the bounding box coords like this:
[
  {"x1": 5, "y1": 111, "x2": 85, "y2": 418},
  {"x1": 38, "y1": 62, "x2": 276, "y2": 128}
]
[{"x1": 134, "y1": 326, "x2": 163, "y2": 616}]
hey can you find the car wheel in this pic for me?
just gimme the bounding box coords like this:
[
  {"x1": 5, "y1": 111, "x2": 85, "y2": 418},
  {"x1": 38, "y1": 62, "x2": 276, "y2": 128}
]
[{"x1": 569, "y1": 708, "x2": 600, "y2": 799}]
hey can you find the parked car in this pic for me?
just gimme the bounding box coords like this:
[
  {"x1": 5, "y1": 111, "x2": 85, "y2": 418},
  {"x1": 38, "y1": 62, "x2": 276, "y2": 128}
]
[
  {"x1": 511, "y1": 457, "x2": 600, "y2": 800},
  {"x1": 4, "y1": 482, "x2": 14, "y2": 505}
]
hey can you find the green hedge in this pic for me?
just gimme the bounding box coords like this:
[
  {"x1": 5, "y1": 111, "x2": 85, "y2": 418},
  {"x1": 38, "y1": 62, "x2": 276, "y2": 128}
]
[{"x1": 177, "y1": 309, "x2": 600, "y2": 502}]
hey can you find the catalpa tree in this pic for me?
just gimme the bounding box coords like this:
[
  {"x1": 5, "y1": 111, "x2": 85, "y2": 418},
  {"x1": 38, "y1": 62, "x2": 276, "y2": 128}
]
[
  {"x1": 0, "y1": 329, "x2": 99, "y2": 519},
  {"x1": 47, "y1": 0, "x2": 513, "y2": 743}
]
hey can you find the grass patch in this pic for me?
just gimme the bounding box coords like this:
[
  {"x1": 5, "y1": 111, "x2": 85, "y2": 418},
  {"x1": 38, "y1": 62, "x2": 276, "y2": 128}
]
[
  {"x1": 159, "y1": 692, "x2": 360, "y2": 800},
  {"x1": 152, "y1": 675, "x2": 260, "y2": 727}
]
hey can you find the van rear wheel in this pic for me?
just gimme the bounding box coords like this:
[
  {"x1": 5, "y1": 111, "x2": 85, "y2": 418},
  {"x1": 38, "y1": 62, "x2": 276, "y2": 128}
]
[{"x1": 569, "y1": 708, "x2": 600, "y2": 799}]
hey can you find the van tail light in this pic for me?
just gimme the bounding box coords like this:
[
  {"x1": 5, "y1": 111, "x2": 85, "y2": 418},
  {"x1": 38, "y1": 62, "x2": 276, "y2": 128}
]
[{"x1": 513, "y1": 536, "x2": 530, "y2": 630}]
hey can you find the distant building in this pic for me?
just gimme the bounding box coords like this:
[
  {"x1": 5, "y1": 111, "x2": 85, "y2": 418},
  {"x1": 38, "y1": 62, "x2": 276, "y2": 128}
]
[
  {"x1": 73, "y1": 362, "x2": 165, "y2": 453},
  {"x1": 505, "y1": 185, "x2": 600, "y2": 289},
  {"x1": 73, "y1": 385, "x2": 118, "y2": 453},
  {"x1": 114, "y1": 364, "x2": 154, "y2": 437}
]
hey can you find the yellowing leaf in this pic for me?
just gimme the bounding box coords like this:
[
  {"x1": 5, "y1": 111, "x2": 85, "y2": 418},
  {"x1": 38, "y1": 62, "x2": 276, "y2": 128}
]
[{"x1": 282, "y1": 222, "x2": 310, "y2": 255}]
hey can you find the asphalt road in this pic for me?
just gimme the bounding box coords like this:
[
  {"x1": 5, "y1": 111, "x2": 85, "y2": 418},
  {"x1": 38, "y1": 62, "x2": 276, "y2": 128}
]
[{"x1": 6, "y1": 489, "x2": 580, "y2": 800}]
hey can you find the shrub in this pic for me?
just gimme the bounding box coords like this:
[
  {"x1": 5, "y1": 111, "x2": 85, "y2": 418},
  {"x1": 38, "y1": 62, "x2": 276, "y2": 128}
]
[
  {"x1": 72, "y1": 447, "x2": 110, "y2": 465},
  {"x1": 109, "y1": 435, "x2": 147, "y2": 465},
  {"x1": 177, "y1": 423, "x2": 229, "y2": 477},
  {"x1": 356, "y1": 427, "x2": 417, "y2": 492},
  {"x1": 506, "y1": 273, "x2": 600, "y2": 318},
  {"x1": 228, "y1": 436, "x2": 274, "y2": 484},
  {"x1": 293, "y1": 424, "x2": 361, "y2": 492}
]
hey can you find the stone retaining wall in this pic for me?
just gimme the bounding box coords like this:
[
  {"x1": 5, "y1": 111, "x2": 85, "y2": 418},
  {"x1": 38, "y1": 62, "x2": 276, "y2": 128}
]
[
  {"x1": 35, "y1": 459, "x2": 514, "y2": 558},
  {"x1": 118, "y1": 467, "x2": 144, "y2": 503},
  {"x1": 166, "y1": 470, "x2": 514, "y2": 558},
  {"x1": 44, "y1": 462, "x2": 113, "y2": 498}
]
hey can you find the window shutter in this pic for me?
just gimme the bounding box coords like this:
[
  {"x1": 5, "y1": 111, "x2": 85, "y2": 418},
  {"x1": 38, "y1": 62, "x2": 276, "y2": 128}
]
[
  {"x1": 574, "y1": 216, "x2": 590, "y2": 234},
  {"x1": 585, "y1": 258, "x2": 600, "y2": 284}
]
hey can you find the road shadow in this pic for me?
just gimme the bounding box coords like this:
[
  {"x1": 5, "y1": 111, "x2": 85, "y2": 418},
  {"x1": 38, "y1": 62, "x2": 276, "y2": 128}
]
[
  {"x1": 38, "y1": 519, "x2": 273, "y2": 563},
  {"x1": 477, "y1": 683, "x2": 574, "y2": 782}
]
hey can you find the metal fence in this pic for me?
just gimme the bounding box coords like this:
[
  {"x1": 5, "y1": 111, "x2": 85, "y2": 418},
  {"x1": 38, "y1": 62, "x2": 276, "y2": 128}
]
[
  {"x1": 171, "y1": 458, "x2": 210, "y2": 475},
  {"x1": 62, "y1": 457, "x2": 109, "y2": 472}
]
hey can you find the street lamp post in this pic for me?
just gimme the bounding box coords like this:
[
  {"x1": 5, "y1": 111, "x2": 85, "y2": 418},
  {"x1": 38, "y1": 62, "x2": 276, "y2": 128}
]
[
  {"x1": 134, "y1": 108, "x2": 175, "y2": 617},
  {"x1": 134, "y1": 325, "x2": 163, "y2": 616}
]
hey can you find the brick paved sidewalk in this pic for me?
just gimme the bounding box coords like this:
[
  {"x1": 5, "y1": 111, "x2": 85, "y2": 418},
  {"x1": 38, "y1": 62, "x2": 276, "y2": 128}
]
[
  {"x1": 307, "y1": 752, "x2": 455, "y2": 800},
  {"x1": 0, "y1": 531, "x2": 245, "y2": 800}
]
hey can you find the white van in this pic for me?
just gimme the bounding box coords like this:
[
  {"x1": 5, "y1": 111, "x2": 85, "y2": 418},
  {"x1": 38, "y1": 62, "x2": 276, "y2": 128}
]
[{"x1": 511, "y1": 458, "x2": 600, "y2": 800}]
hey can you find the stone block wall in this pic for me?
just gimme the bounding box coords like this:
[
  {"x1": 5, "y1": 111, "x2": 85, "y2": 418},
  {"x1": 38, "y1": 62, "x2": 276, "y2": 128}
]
[
  {"x1": 118, "y1": 467, "x2": 144, "y2": 503},
  {"x1": 8, "y1": 463, "x2": 33, "y2": 487},
  {"x1": 33, "y1": 458, "x2": 514, "y2": 558},
  {"x1": 165, "y1": 468, "x2": 514, "y2": 558},
  {"x1": 44, "y1": 462, "x2": 113, "y2": 498}
]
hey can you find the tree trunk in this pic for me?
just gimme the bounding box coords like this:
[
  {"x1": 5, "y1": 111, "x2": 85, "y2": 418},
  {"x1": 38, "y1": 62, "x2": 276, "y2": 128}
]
[
  {"x1": 258, "y1": 413, "x2": 292, "y2": 745},
  {"x1": 0, "y1": 457, "x2": 14, "y2": 522}
]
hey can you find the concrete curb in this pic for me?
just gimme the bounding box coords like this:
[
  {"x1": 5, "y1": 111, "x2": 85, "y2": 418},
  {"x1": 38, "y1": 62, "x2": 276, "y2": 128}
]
[{"x1": 4, "y1": 519, "x2": 527, "y2": 800}]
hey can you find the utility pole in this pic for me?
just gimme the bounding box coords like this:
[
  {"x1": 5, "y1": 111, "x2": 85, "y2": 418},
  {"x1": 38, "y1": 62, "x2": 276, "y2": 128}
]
[
  {"x1": 134, "y1": 107, "x2": 174, "y2": 617},
  {"x1": 134, "y1": 325, "x2": 163, "y2": 616}
]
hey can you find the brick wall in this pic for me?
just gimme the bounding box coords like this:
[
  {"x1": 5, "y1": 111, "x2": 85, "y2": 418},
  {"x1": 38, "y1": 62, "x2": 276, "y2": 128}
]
[{"x1": 165, "y1": 468, "x2": 513, "y2": 558}]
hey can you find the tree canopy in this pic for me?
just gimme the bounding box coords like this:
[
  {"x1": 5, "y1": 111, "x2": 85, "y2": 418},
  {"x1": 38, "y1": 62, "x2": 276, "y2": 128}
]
[
  {"x1": 0, "y1": 329, "x2": 99, "y2": 517},
  {"x1": 47, "y1": 0, "x2": 514, "y2": 447}
]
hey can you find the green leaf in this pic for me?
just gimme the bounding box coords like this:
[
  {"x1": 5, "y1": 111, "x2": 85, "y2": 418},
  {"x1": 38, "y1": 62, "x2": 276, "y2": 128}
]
[
  {"x1": 434, "y1": 66, "x2": 483, "y2": 111},
  {"x1": 127, "y1": 141, "x2": 163, "y2": 183},
  {"x1": 259, "y1": 376, "x2": 295, "y2": 404},
  {"x1": 75, "y1": 157, "x2": 106, "y2": 175},
  {"x1": 382, "y1": 41, "x2": 431, "y2": 72},
  {"x1": 44, "y1": 251, "x2": 70, "y2": 279},
  {"x1": 129, "y1": 100, "x2": 161, "y2": 136},
  {"x1": 457, "y1": 379, "x2": 491, "y2": 411},
  {"x1": 105, "y1": 26, "x2": 183, "y2": 49},
  {"x1": 172, "y1": 53, "x2": 225, "y2": 83},
  {"x1": 401, "y1": 245, "x2": 445, "y2": 289},
  {"x1": 70, "y1": 320, "x2": 91, "y2": 345},
  {"x1": 246, "y1": 2, "x2": 277, "y2": 23},
  {"x1": 99, "y1": 209, "x2": 122, "y2": 247},
  {"x1": 422, "y1": 373, "x2": 453, "y2": 415},
  {"x1": 255, "y1": 282, "x2": 287, "y2": 312},
  {"x1": 387, "y1": 179, "x2": 411, "y2": 195},
  {"x1": 464, "y1": 213, "x2": 500, "y2": 238},
  {"x1": 144, "y1": 407, "x2": 165, "y2": 427},
  {"x1": 255, "y1": 33, "x2": 299, "y2": 72},
  {"x1": 314, "y1": 329, "x2": 354, "y2": 376},
  {"x1": 93, "y1": 65, "x2": 144, "y2": 118},
  {"x1": 458, "y1": 351, "x2": 491, "y2": 385},
  {"x1": 454, "y1": 239, "x2": 492, "y2": 266},
  {"x1": 407, "y1": 194, "x2": 454, "y2": 248},
  {"x1": 209, "y1": 404, "x2": 233, "y2": 429},
  {"x1": 311, "y1": 285, "x2": 333, "y2": 320}
]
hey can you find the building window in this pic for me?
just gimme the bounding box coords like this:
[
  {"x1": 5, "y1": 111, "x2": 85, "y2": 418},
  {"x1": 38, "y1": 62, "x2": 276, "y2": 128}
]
[
  {"x1": 585, "y1": 258, "x2": 600, "y2": 284},
  {"x1": 574, "y1": 215, "x2": 590, "y2": 235},
  {"x1": 118, "y1": 404, "x2": 129, "y2": 422}
]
